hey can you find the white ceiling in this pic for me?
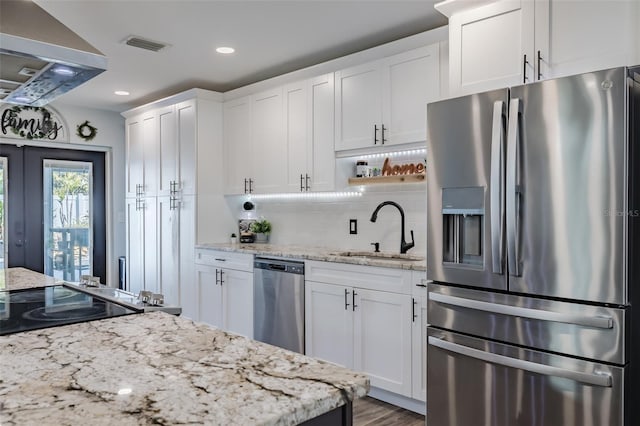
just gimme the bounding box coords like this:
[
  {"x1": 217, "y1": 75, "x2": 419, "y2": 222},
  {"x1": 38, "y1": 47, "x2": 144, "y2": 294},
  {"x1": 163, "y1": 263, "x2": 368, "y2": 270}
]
[{"x1": 33, "y1": 0, "x2": 447, "y2": 113}]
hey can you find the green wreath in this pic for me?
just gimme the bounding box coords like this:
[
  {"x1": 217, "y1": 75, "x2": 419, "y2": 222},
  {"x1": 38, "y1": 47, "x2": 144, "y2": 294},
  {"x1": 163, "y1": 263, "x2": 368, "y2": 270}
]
[{"x1": 76, "y1": 120, "x2": 98, "y2": 141}]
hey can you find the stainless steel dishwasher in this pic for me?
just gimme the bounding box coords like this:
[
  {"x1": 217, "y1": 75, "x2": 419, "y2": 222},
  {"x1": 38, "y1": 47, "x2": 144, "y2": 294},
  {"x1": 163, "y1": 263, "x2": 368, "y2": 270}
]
[{"x1": 253, "y1": 257, "x2": 305, "y2": 354}]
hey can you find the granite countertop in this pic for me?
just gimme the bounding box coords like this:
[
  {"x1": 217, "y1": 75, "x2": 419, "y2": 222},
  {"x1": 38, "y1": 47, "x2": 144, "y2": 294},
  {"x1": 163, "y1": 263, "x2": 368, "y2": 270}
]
[
  {"x1": 0, "y1": 267, "x2": 58, "y2": 291},
  {"x1": 196, "y1": 243, "x2": 427, "y2": 271},
  {"x1": 1, "y1": 311, "x2": 369, "y2": 425}
]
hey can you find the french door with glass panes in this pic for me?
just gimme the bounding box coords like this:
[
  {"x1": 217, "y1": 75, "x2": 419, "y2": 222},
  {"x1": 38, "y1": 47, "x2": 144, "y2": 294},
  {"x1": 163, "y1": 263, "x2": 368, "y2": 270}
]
[{"x1": 0, "y1": 145, "x2": 106, "y2": 282}]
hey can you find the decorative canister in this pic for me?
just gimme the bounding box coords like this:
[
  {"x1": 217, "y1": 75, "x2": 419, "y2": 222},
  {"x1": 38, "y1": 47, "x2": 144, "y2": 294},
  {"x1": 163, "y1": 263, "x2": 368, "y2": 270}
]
[{"x1": 356, "y1": 160, "x2": 368, "y2": 177}]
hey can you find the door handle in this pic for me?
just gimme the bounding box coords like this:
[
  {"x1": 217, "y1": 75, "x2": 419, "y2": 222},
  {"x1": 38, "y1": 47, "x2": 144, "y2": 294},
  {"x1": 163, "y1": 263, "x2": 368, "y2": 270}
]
[
  {"x1": 244, "y1": 178, "x2": 248, "y2": 194},
  {"x1": 300, "y1": 174, "x2": 304, "y2": 192},
  {"x1": 352, "y1": 290, "x2": 358, "y2": 311},
  {"x1": 344, "y1": 288, "x2": 351, "y2": 310},
  {"x1": 537, "y1": 50, "x2": 542, "y2": 81},
  {"x1": 506, "y1": 98, "x2": 522, "y2": 277},
  {"x1": 523, "y1": 54, "x2": 529, "y2": 83},
  {"x1": 490, "y1": 100, "x2": 506, "y2": 275},
  {"x1": 429, "y1": 292, "x2": 613, "y2": 329},
  {"x1": 374, "y1": 124, "x2": 379, "y2": 145},
  {"x1": 305, "y1": 174, "x2": 310, "y2": 191},
  {"x1": 219, "y1": 270, "x2": 224, "y2": 285},
  {"x1": 428, "y1": 336, "x2": 612, "y2": 387},
  {"x1": 215, "y1": 269, "x2": 220, "y2": 285},
  {"x1": 381, "y1": 124, "x2": 387, "y2": 145},
  {"x1": 249, "y1": 179, "x2": 254, "y2": 194}
]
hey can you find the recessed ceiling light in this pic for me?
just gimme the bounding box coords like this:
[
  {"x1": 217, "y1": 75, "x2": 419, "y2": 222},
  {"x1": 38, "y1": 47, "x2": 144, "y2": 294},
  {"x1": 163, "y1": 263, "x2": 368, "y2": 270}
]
[
  {"x1": 216, "y1": 46, "x2": 235, "y2": 54},
  {"x1": 52, "y1": 66, "x2": 76, "y2": 76},
  {"x1": 114, "y1": 90, "x2": 130, "y2": 96}
]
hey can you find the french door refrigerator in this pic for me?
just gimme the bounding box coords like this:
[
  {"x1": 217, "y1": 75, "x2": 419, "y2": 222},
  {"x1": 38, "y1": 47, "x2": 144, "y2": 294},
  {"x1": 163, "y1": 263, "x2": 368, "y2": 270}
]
[{"x1": 426, "y1": 66, "x2": 640, "y2": 426}]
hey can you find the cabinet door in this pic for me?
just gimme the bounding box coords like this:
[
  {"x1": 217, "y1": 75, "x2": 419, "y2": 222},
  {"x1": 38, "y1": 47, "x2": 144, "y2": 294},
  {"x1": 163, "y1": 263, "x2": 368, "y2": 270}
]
[
  {"x1": 176, "y1": 100, "x2": 197, "y2": 195},
  {"x1": 535, "y1": 0, "x2": 638, "y2": 81},
  {"x1": 411, "y1": 288, "x2": 427, "y2": 402},
  {"x1": 221, "y1": 269, "x2": 254, "y2": 338},
  {"x1": 157, "y1": 105, "x2": 177, "y2": 197},
  {"x1": 195, "y1": 264, "x2": 222, "y2": 327},
  {"x1": 179, "y1": 195, "x2": 195, "y2": 312},
  {"x1": 125, "y1": 116, "x2": 143, "y2": 198},
  {"x1": 449, "y1": 0, "x2": 535, "y2": 96},
  {"x1": 284, "y1": 81, "x2": 310, "y2": 192},
  {"x1": 251, "y1": 87, "x2": 285, "y2": 193},
  {"x1": 353, "y1": 288, "x2": 412, "y2": 396},
  {"x1": 308, "y1": 73, "x2": 335, "y2": 192},
  {"x1": 382, "y1": 45, "x2": 440, "y2": 146},
  {"x1": 223, "y1": 96, "x2": 252, "y2": 194},
  {"x1": 142, "y1": 196, "x2": 158, "y2": 294},
  {"x1": 125, "y1": 198, "x2": 144, "y2": 295},
  {"x1": 157, "y1": 196, "x2": 179, "y2": 306},
  {"x1": 305, "y1": 281, "x2": 354, "y2": 368},
  {"x1": 141, "y1": 113, "x2": 158, "y2": 196},
  {"x1": 334, "y1": 61, "x2": 383, "y2": 151}
]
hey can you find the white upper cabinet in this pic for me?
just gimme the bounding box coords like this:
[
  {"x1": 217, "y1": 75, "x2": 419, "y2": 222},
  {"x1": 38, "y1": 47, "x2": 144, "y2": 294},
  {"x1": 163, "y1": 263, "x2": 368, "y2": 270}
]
[
  {"x1": 251, "y1": 87, "x2": 285, "y2": 193},
  {"x1": 447, "y1": 0, "x2": 639, "y2": 96},
  {"x1": 335, "y1": 44, "x2": 440, "y2": 151},
  {"x1": 125, "y1": 117, "x2": 143, "y2": 198},
  {"x1": 285, "y1": 73, "x2": 335, "y2": 193},
  {"x1": 335, "y1": 61, "x2": 383, "y2": 151},
  {"x1": 382, "y1": 44, "x2": 440, "y2": 147},
  {"x1": 156, "y1": 105, "x2": 177, "y2": 197},
  {"x1": 176, "y1": 100, "x2": 197, "y2": 195},
  {"x1": 223, "y1": 96, "x2": 252, "y2": 195}
]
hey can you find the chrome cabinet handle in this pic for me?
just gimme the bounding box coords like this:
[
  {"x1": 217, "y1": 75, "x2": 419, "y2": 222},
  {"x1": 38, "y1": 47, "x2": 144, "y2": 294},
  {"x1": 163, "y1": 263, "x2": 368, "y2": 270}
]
[
  {"x1": 300, "y1": 174, "x2": 304, "y2": 192},
  {"x1": 305, "y1": 174, "x2": 310, "y2": 191},
  {"x1": 381, "y1": 124, "x2": 387, "y2": 145},
  {"x1": 219, "y1": 270, "x2": 224, "y2": 285},
  {"x1": 249, "y1": 179, "x2": 254, "y2": 194},
  {"x1": 344, "y1": 288, "x2": 351, "y2": 310},
  {"x1": 523, "y1": 54, "x2": 529, "y2": 83},
  {"x1": 490, "y1": 100, "x2": 506, "y2": 275},
  {"x1": 352, "y1": 290, "x2": 358, "y2": 311},
  {"x1": 215, "y1": 269, "x2": 220, "y2": 285},
  {"x1": 428, "y1": 292, "x2": 613, "y2": 329},
  {"x1": 373, "y1": 124, "x2": 379, "y2": 145},
  {"x1": 412, "y1": 298, "x2": 417, "y2": 322},
  {"x1": 428, "y1": 336, "x2": 612, "y2": 387},
  {"x1": 506, "y1": 98, "x2": 522, "y2": 277}
]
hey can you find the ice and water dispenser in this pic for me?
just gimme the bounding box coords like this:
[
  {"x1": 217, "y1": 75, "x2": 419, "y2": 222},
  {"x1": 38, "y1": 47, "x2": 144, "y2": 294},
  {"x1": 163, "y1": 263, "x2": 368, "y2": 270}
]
[{"x1": 442, "y1": 187, "x2": 484, "y2": 267}]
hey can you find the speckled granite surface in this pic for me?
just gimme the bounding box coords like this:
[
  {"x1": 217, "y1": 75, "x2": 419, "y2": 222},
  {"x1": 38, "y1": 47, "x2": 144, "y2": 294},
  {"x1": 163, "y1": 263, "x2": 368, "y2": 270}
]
[
  {"x1": 195, "y1": 243, "x2": 427, "y2": 271},
  {"x1": 1, "y1": 311, "x2": 369, "y2": 425},
  {"x1": 0, "y1": 267, "x2": 58, "y2": 291}
]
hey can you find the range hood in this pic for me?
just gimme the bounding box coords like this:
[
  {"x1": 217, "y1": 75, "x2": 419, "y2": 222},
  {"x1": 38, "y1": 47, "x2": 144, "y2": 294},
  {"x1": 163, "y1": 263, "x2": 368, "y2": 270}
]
[{"x1": 0, "y1": 0, "x2": 107, "y2": 106}]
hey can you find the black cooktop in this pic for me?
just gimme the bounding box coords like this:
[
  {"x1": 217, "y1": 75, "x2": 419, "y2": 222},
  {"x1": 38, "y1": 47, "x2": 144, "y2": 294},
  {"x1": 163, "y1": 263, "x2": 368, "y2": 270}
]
[{"x1": 0, "y1": 285, "x2": 140, "y2": 336}]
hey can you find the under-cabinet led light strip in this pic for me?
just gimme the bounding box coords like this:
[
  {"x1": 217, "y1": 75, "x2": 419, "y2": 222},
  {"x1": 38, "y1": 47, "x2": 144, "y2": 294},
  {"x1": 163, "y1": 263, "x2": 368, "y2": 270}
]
[
  {"x1": 247, "y1": 191, "x2": 363, "y2": 200},
  {"x1": 354, "y1": 148, "x2": 426, "y2": 160}
]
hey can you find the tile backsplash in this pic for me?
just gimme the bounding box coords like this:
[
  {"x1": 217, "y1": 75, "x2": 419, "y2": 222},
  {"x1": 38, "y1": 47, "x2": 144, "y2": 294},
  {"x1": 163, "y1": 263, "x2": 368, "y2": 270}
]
[{"x1": 225, "y1": 189, "x2": 426, "y2": 256}]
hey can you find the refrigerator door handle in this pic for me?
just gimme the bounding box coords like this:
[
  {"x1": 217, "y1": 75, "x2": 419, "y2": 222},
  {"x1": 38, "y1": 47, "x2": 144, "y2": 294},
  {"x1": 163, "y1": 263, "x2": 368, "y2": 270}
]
[
  {"x1": 490, "y1": 100, "x2": 506, "y2": 274},
  {"x1": 428, "y1": 336, "x2": 613, "y2": 387},
  {"x1": 506, "y1": 98, "x2": 522, "y2": 276},
  {"x1": 429, "y1": 292, "x2": 614, "y2": 329}
]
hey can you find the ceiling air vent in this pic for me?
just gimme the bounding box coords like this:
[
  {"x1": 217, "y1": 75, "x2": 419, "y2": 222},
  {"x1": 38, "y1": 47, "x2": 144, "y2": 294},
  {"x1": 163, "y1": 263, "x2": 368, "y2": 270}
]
[{"x1": 124, "y1": 36, "x2": 168, "y2": 52}]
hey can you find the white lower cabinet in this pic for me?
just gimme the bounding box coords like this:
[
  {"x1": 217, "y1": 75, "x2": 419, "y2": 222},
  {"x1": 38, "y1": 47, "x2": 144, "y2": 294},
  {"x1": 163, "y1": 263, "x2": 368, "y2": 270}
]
[
  {"x1": 411, "y1": 271, "x2": 427, "y2": 402},
  {"x1": 191, "y1": 249, "x2": 254, "y2": 338},
  {"x1": 305, "y1": 261, "x2": 414, "y2": 399}
]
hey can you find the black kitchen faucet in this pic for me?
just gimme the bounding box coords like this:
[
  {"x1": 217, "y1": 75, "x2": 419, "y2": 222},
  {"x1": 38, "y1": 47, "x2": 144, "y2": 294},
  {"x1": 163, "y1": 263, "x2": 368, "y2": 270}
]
[{"x1": 370, "y1": 201, "x2": 415, "y2": 254}]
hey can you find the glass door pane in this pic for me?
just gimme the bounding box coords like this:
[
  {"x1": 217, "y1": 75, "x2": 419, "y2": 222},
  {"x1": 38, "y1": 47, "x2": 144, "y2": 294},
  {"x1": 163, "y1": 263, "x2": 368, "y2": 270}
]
[{"x1": 43, "y1": 160, "x2": 93, "y2": 282}]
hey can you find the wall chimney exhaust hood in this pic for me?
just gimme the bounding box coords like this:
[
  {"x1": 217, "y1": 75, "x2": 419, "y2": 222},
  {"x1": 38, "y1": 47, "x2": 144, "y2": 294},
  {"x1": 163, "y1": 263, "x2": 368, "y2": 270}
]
[{"x1": 0, "y1": 0, "x2": 107, "y2": 106}]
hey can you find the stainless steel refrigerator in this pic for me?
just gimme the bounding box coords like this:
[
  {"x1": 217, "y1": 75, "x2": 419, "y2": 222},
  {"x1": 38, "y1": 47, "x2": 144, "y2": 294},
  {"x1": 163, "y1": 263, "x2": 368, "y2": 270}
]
[{"x1": 425, "y1": 66, "x2": 640, "y2": 426}]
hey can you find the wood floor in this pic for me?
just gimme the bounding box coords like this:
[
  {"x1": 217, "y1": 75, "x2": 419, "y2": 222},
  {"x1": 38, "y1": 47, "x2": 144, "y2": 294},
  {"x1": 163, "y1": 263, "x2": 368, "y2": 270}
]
[{"x1": 353, "y1": 396, "x2": 425, "y2": 426}]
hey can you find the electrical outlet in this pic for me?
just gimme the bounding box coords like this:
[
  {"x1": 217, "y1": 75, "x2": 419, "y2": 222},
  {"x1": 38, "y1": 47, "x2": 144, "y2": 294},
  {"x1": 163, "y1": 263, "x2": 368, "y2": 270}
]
[{"x1": 349, "y1": 219, "x2": 357, "y2": 234}]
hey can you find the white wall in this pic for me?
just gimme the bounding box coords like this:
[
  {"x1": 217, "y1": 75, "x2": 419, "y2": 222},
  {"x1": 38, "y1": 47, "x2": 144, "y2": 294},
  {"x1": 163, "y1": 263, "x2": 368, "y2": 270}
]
[
  {"x1": 224, "y1": 188, "x2": 426, "y2": 256},
  {"x1": 0, "y1": 101, "x2": 125, "y2": 286}
]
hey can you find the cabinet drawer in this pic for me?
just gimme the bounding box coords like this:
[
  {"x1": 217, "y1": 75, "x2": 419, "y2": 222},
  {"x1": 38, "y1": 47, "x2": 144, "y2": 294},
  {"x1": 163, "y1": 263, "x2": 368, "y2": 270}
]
[
  {"x1": 305, "y1": 260, "x2": 412, "y2": 294},
  {"x1": 195, "y1": 249, "x2": 253, "y2": 271}
]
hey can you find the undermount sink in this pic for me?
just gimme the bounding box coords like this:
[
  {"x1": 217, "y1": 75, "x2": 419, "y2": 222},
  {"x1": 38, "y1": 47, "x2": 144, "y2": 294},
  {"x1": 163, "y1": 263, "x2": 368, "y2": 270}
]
[{"x1": 329, "y1": 251, "x2": 424, "y2": 261}]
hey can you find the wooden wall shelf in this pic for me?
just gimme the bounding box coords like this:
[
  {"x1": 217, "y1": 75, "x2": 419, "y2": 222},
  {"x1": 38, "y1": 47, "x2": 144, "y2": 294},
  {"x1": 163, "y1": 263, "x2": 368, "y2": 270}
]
[{"x1": 348, "y1": 174, "x2": 425, "y2": 185}]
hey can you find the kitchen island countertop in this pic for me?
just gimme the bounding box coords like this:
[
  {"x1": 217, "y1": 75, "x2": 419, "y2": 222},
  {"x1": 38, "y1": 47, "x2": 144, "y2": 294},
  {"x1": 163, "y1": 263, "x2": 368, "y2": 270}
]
[
  {"x1": 1, "y1": 310, "x2": 369, "y2": 425},
  {"x1": 196, "y1": 243, "x2": 427, "y2": 271},
  {"x1": 1, "y1": 267, "x2": 58, "y2": 291}
]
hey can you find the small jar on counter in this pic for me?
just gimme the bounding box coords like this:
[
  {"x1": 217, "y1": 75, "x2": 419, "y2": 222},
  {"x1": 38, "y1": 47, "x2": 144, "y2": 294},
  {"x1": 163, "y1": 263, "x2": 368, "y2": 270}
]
[{"x1": 356, "y1": 160, "x2": 368, "y2": 177}]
